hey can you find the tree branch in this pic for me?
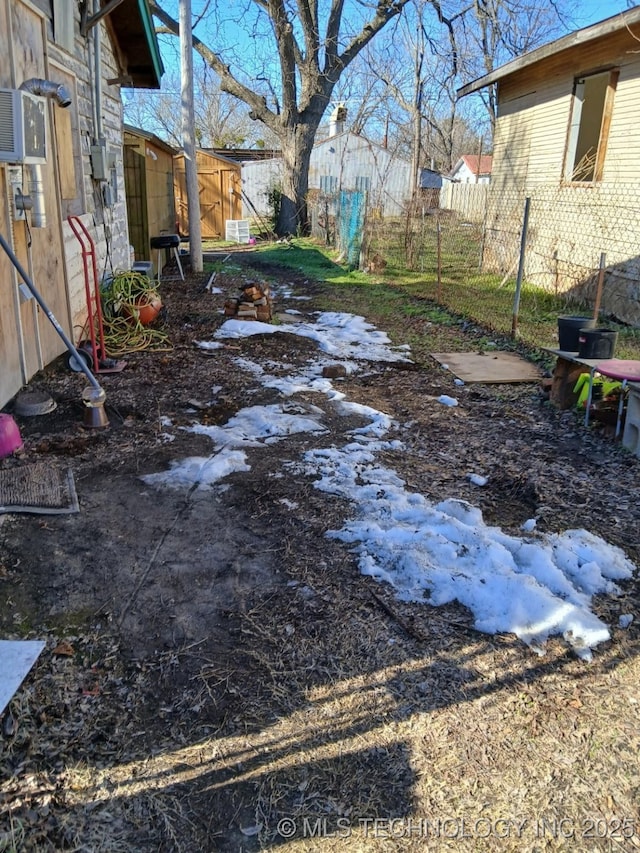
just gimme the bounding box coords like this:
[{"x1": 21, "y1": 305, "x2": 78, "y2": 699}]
[{"x1": 149, "y1": 1, "x2": 281, "y2": 131}]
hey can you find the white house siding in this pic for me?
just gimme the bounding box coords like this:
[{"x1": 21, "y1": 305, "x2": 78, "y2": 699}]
[
  {"x1": 240, "y1": 133, "x2": 413, "y2": 219},
  {"x1": 481, "y1": 27, "x2": 640, "y2": 324},
  {"x1": 241, "y1": 158, "x2": 283, "y2": 217},
  {"x1": 309, "y1": 133, "x2": 412, "y2": 216}
]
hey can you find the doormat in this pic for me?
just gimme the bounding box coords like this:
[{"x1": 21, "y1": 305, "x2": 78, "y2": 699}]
[
  {"x1": 430, "y1": 351, "x2": 543, "y2": 384},
  {"x1": 0, "y1": 464, "x2": 79, "y2": 515}
]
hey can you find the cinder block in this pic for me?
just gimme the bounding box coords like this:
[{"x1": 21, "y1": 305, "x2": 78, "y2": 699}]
[{"x1": 622, "y1": 382, "x2": 640, "y2": 457}]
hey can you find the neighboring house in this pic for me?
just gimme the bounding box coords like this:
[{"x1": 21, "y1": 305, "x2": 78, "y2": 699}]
[
  {"x1": 124, "y1": 125, "x2": 177, "y2": 275},
  {"x1": 0, "y1": 0, "x2": 163, "y2": 408},
  {"x1": 241, "y1": 108, "x2": 413, "y2": 220},
  {"x1": 457, "y1": 6, "x2": 640, "y2": 325},
  {"x1": 173, "y1": 149, "x2": 242, "y2": 240},
  {"x1": 449, "y1": 155, "x2": 492, "y2": 184}
]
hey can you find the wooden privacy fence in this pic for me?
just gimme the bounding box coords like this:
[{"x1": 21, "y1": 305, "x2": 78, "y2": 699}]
[{"x1": 440, "y1": 183, "x2": 489, "y2": 222}]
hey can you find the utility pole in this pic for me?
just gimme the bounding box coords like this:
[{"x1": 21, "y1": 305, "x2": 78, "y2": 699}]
[{"x1": 180, "y1": 0, "x2": 203, "y2": 273}]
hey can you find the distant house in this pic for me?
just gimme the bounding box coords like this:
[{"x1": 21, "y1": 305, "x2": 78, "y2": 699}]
[
  {"x1": 241, "y1": 106, "x2": 413, "y2": 220},
  {"x1": 449, "y1": 155, "x2": 492, "y2": 184},
  {"x1": 457, "y1": 5, "x2": 640, "y2": 325},
  {"x1": 0, "y1": 0, "x2": 162, "y2": 408}
]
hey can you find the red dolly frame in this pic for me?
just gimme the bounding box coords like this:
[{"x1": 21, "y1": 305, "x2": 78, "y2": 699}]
[{"x1": 67, "y1": 216, "x2": 124, "y2": 374}]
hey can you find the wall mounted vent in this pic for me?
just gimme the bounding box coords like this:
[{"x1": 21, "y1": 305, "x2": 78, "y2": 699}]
[{"x1": 0, "y1": 89, "x2": 48, "y2": 164}]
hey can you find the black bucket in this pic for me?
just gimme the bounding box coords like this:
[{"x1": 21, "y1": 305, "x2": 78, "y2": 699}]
[
  {"x1": 578, "y1": 327, "x2": 618, "y2": 359},
  {"x1": 557, "y1": 315, "x2": 596, "y2": 352}
]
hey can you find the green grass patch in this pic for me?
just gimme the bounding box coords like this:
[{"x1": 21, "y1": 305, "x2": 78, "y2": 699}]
[{"x1": 252, "y1": 236, "x2": 640, "y2": 361}]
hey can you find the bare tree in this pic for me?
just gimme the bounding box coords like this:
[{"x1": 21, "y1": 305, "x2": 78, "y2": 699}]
[
  {"x1": 369, "y1": 0, "x2": 571, "y2": 178},
  {"x1": 123, "y1": 65, "x2": 274, "y2": 149},
  {"x1": 149, "y1": 0, "x2": 412, "y2": 235}
]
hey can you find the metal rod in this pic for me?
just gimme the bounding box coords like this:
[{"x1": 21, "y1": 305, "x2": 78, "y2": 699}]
[
  {"x1": 0, "y1": 230, "x2": 102, "y2": 392},
  {"x1": 511, "y1": 196, "x2": 531, "y2": 339},
  {"x1": 436, "y1": 216, "x2": 442, "y2": 302},
  {"x1": 593, "y1": 251, "x2": 606, "y2": 320}
]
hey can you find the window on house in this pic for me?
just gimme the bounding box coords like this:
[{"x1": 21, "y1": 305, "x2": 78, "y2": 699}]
[
  {"x1": 355, "y1": 176, "x2": 371, "y2": 192},
  {"x1": 319, "y1": 175, "x2": 338, "y2": 194},
  {"x1": 564, "y1": 69, "x2": 618, "y2": 183}
]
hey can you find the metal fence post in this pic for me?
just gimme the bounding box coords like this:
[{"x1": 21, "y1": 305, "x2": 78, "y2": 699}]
[{"x1": 511, "y1": 196, "x2": 531, "y2": 339}]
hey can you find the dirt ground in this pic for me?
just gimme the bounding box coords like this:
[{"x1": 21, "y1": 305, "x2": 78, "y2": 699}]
[{"x1": 1, "y1": 249, "x2": 639, "y2": 852}]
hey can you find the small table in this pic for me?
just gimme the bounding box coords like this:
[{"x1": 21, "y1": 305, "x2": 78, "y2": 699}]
[
  {"x1": 584, "y1": 359, "x2": 640, "y2": 436},
  {"x1": 544, "y1": 348, "x2": 603, "y2": 410}
]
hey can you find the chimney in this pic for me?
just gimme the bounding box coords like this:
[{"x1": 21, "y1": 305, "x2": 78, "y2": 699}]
[{"x1": 329, "y1": 103, "x2": 347, "y2": 137}]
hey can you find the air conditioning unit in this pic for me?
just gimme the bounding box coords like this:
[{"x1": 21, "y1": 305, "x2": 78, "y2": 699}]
[{"x1": 0, "y1": 88, "x2": 48, "y2": 164}]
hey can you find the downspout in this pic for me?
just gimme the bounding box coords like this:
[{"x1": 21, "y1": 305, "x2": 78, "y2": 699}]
[
  {"x1": 94, "y1": 0, "x2": 104, "y2": 144},
  {"x1": 19, "y1": 78, "x2": 73, "y2": 229}
]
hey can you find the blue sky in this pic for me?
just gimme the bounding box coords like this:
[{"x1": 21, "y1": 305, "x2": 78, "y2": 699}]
[{"x1": 572, "y1": 0, "x2": 636, "y2": 27}]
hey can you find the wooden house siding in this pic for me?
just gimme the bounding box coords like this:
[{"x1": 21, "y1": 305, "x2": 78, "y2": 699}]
[
  {"x1": 1, "y1": 1, "x2": 71, "y2": 397},
  {"x1": 0, "y1": 0, "x2": 161, "y2": 407}
]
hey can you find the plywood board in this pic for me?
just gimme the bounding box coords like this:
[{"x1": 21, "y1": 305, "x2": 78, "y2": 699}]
[{"x1": 430, "y1": 351, "x2": 542, "y2": 384}]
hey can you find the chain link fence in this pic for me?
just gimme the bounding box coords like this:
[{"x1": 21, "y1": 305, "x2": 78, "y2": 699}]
[{"x1": 309, "y1": 181, "x2": 640, "y2": 327}]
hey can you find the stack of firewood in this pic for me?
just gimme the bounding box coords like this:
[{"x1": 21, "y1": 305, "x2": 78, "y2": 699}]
[{"x1": 224, "y1": 281, "x2": 273, "y2": 322}]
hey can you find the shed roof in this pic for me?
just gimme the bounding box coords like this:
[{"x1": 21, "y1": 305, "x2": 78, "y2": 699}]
[
  {"x1": 124, "y1": 124, "x2": 177, "y2": 155},
  {"x1": 205, "y1": 148, "x2": 281, "y2": 162},
  {"x1": 457, "y1": 6, "x2": 640, "y2": 97},
  {"x1": 174, "y1": 148, "x2": 242, "y2": 169}
]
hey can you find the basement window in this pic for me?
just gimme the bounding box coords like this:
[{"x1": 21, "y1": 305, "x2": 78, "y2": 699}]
[{"x1": 564, "y1": 69, "x2": 618, "y2": 183}]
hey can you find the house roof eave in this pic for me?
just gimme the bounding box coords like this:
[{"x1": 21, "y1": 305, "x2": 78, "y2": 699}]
[
  {"x1": 109, "y1": 0, "x2": 164, "y2": 89},
  {"x1": 457, "y1": 6, "x2": 640, "y2": 98}
]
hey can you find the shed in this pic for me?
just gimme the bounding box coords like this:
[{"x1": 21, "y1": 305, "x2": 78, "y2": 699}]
[
  {"x1": 241, "y1": 131, "x2": 413, "y2": 219},
  {"x1": 124, "y1": 125, "x2": 177, "y2": 274},
  {"x1": 173, "y1": 149, "x2": 242, "y2": 240}
]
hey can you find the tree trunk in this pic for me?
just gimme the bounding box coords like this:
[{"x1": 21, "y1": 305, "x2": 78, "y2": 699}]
[{"x1": 277, "y1": 125, "x2": 315, "y2": 236}]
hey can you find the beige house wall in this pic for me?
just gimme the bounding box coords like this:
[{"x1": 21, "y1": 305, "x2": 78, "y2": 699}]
[{"x1": 483, "y1": 26, "x2": 640, "y2": 325}]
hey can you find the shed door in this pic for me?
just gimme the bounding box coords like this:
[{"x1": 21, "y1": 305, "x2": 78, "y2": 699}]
[
  {"x1": 124, "y1": 144, "x2": 148, "y2": 262},
  {"x1": 175, "y1": 162, "x2": 241, "y2": 239}
]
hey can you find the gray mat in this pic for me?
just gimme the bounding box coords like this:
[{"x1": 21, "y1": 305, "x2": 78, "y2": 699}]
[{"x1": 0, "y1": 464, "x2": 79, "y2": 514}]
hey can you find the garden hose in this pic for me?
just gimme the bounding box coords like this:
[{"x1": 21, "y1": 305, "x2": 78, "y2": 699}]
[{"x1": 101, "y1": 270, "x2": 173, "y2": 356}]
